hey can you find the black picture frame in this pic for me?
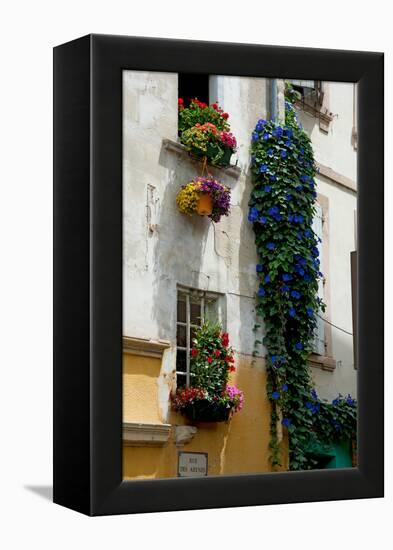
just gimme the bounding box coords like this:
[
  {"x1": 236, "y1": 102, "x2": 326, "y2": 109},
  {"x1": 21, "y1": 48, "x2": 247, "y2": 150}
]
[{"x1": 53, "y1": 34, "x2": 384, "y2": 516}]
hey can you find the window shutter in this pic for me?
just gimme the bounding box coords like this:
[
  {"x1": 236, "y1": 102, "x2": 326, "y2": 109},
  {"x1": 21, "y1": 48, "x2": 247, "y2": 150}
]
[{"x1": 312, "y1": 203, "x2": 325, "y2": 355}]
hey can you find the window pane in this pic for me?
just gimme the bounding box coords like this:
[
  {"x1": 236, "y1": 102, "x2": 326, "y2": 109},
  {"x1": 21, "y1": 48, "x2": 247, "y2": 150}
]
[
  {"x1": 190, "y1": 301, "x2": 202, "y2": 325},
  {"x1": 176, "y1": 324, "x2": 187, "y2": 348},
  {"x1": 190, "y1": 325, "x2": 199, "y2": 345},
  {"x1": 176, "y1": 372, "x2": 187, "y2": 389},
  {"x1": 177, "y1": 298, "x2": 186, "y2": 323},
  {"x1": 176, "y1": 349, "x2": 187, "y2": 372}
]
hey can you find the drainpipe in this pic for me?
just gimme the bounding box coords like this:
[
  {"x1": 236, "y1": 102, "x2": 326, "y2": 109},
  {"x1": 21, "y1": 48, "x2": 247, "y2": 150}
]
[{"x1": 270, "y1": 78, "x2": 277, "y2": 122}]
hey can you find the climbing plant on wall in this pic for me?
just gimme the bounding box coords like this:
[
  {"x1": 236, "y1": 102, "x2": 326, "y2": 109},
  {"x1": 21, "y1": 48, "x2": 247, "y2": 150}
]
[{"x1": 248, "y1": 90, "x2": 356, "y2": 470}]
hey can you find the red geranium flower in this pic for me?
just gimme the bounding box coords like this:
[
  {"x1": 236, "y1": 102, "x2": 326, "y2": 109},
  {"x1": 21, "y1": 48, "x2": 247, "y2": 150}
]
[
  {"x1": 212, "y1": 103, "x2": 218, "y2": 110},
  {"x1": 222, "y1": 112, "x2": 229, "y2": 120},
  {"x1": 178, "y1": 98, "x2": 184, "y2": 106},
  {"x1": 207, "y1": 357, "x2": 213, "y2": 364},
  {"x1": 191, "y1": 348, "x2": 198, "y2": 357},
  {"x1": 229, "y1": 366, "x2": 236, "y2": 372},
  {"x1": 214, "y1": 350, "x2": 221, "y2": 357},
  {"x1": 221, "y1": 332, "x2": 229, "y2": 347}
]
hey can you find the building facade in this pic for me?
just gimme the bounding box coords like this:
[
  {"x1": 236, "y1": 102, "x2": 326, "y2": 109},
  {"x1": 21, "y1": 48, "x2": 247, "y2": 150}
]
[{"x1": 122, "y1": 71, "x2": 357, "y2": 479}]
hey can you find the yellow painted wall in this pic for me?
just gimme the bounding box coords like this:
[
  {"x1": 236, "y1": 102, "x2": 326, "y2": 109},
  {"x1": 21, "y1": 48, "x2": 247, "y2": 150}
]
[{"x1": 123, "y1": 352, "x2": 288, "y2": 479}]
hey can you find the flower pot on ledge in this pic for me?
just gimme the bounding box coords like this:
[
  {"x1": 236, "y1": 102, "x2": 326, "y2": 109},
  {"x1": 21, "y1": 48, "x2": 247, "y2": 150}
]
[
  {"x1": 206, "y1": 143, "x2": 233, "y2": 167},
  {"x1": 182, "y1": 399, "x2": 232, "y2": 422}
]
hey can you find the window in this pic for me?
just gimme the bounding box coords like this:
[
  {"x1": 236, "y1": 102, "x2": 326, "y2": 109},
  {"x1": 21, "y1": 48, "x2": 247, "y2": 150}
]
[
  {"x1": 312, "y1": 202, "x2": 326, "y2": 355},
  {"x1": 178, "y1": 73, "x2": 210, "y2": 106},
  {"x1": 287, "y1": 80, "x2": 332, "y2": 132},
  {"x1": 176, "y1": 287, "x2": 223, "y2": 388},
  {"x1": 287, "y1": 79, "x2": 319, "y2": 103}
]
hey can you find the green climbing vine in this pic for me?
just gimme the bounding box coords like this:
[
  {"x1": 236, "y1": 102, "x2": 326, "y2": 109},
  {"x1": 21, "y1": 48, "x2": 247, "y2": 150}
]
[{"x1": 248, "y1": 86, "x2": 357, "y2": 470}]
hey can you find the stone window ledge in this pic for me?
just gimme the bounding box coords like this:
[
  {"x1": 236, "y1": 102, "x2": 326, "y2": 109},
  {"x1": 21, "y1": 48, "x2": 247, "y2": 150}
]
[
  {"x1": 162, "y1": 138, "x2": 241, "y2": 180},
  {"x1": 123, "y1": 336, "x2": 171, "y2": 358},
  {"x1": 308, "y1": 353, "x2": 336, "y2": 372},
  {"x1": 123, "y1": 422, "x2": 172, "y2": 447}
]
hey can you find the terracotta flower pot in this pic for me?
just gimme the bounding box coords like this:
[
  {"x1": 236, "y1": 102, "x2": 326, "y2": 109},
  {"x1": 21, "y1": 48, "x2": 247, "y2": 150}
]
[{"x1": 196, "y1": 193, "x2": 213, "y2": 216}]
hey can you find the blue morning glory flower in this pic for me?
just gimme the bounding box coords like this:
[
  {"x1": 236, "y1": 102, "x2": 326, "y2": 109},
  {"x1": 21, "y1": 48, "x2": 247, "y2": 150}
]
[
  {"x1": 268, "y1": 206, "x2": 279, "y2": 216},
  {"x1": 295, "y1": 342, "x2": 304, "y2": 350},
  {"x1": 300, "y1": 175, "x2": 309, "y2": 183},
  {"x1": 266, "y1": 242, "x2": 276, "y2": 250},
  {"x1": 303, "y1": 273, "x2": 312, "y2": 282},
  {"x1": 281, "y1": 284, "x2": 290, "y2": 292},
  {"x1": 304, "y1": 229, "x2": 312, "y2": 238},
  {"x1": 273, "y1": 127, "x2": 283, "y2": 139},
  {"x1": 332, "y1": 398, "x2": 340, "y2": 406},
  {"x1": 271, "y1": 391, "x2": 280, "y2": 400},
  {"x1": 252, "y1": 132, "x2": 259, "y2": 142},
  {"x1": 285, "y1": 139, "x2": 291, "y2": 147},
  {"x1": 255, "y1": 119, "x2": 267, "y2": 131},
  {"x1": 311, "y1": 389, "x2": 318, "y2": 400},
  {"x1": 285, "y1": 194, "x2": 293, "y2": 201},
  {"x1": 288, "y1": 214, "x2": 295, "y2": 223},
  {"x1": 256, "y1": 264, "x2": 264, "y2": 272},
  {"x1": 281, "y1": 418, "x2": 291, "y2": 428},
  {"x1": 263, "y1": 132, "x2": 270, "y2": 140},
  {"x1": 265, "y1": 274, "x2": 271, "y2": 283},
  {"x1": 296, "y1": 231, "x2": 302, "y2": 240},
  {"x1": 299, "y1": 147, "x2": 305, "y2": 154},
  {"x1": 295, "y1": 184, "x2": 303, "y2": 191},
  {"x1": 282, "y1": 273, "x2": 293, "y2": 282},
  {"x1": 258, "y1": 286, "x2": 266, "y2": 297},
  {"x1": 269, "y1": 175, "x2": 277, "y2": 182},
  {"x1": 288, "y1": 307, "x2": 296, "y2": 318},
  {"x1": 259, "y1": 164, "x2": 268, "y2": 173},
  {"x1": 264, "y1": 185, "x2": 272, "y2": 192},
  {"x1": 291, "y1": 290, "x2": 301, "y2": 299},
  {"x1": 248, "y1": 207, "x2": 259, "y2": 222},
  {"x1": 281, "y1": 384, "x2": 288, "y2": 391},
  {"x1": 307, "y1": 307, "x2": 314, "y2": 317},
  {"x1": 280, "y1": 150, "x2": 287, "y2": 159},
  {"x1": 305, "y1": 401, "x2": 313, "y2": 410},
  {"x1": 267, "y1": 148, "x2": 274, "y2": 156},
  {"x1": 259, "y1": 215, "x2": 267, "y2": 224},
  {"x1": 294, "y1": 214, "x2": 304, "y2": 223}
]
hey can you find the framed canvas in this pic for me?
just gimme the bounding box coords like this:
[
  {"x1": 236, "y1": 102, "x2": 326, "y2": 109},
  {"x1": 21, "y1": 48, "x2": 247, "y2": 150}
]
[{"x1": 53, "y1": 34, "x2": 384, "y2": 516}]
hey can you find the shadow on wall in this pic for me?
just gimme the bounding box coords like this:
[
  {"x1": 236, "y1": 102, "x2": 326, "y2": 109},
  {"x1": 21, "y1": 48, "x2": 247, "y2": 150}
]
[{"x1": 151, "y1": 145, "x2": 212, "y2": 341}]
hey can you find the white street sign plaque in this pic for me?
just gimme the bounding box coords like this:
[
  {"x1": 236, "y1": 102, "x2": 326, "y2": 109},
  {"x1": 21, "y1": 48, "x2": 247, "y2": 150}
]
[{"x1": 178, "y1": 452, "x2": 208, "y2": 477}]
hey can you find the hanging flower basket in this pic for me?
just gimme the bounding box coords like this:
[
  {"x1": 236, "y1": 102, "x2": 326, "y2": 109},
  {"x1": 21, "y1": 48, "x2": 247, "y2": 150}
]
[{"x1": 176, "y1": 176, "x2": 231, "y2": 223}]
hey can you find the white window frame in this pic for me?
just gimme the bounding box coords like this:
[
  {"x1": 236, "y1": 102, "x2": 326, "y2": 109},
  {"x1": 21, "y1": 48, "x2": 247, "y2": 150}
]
[{"x1": 176, "y1": 286, "x2": 224, "y2": 388}]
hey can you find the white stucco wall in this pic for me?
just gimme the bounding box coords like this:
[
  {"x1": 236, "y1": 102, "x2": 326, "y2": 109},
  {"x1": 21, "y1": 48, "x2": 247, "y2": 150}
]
[
  {"x1": 123, "y1": 71, "x2": 270, "y2": 357},
  {"x1": 296, "y1": 81, "x2": 357, "y2": 400},
  {"x1": 297, "y1": 82, "x2": 357, "y2": 182}
]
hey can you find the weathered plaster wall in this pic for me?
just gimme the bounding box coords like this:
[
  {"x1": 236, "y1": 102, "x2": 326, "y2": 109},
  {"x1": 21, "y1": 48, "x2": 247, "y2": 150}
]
[
  {"x1": 123, "y1": 70, "x2": 270, "y2": 366},
  {"x1": 297, "y1": 82, "x2": 357, "y2": 400},
  {"x1": 311, "y1": 175, "x2": 357, "y2": 400},
  {"x1": 297, "y1": 82, "x2": 357, "y2": 182}
]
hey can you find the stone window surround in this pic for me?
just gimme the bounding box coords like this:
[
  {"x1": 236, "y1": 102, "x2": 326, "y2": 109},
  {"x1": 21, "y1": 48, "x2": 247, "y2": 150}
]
[{"x1": 308, "y1": 192, "x2": 336, "y2": 372}]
